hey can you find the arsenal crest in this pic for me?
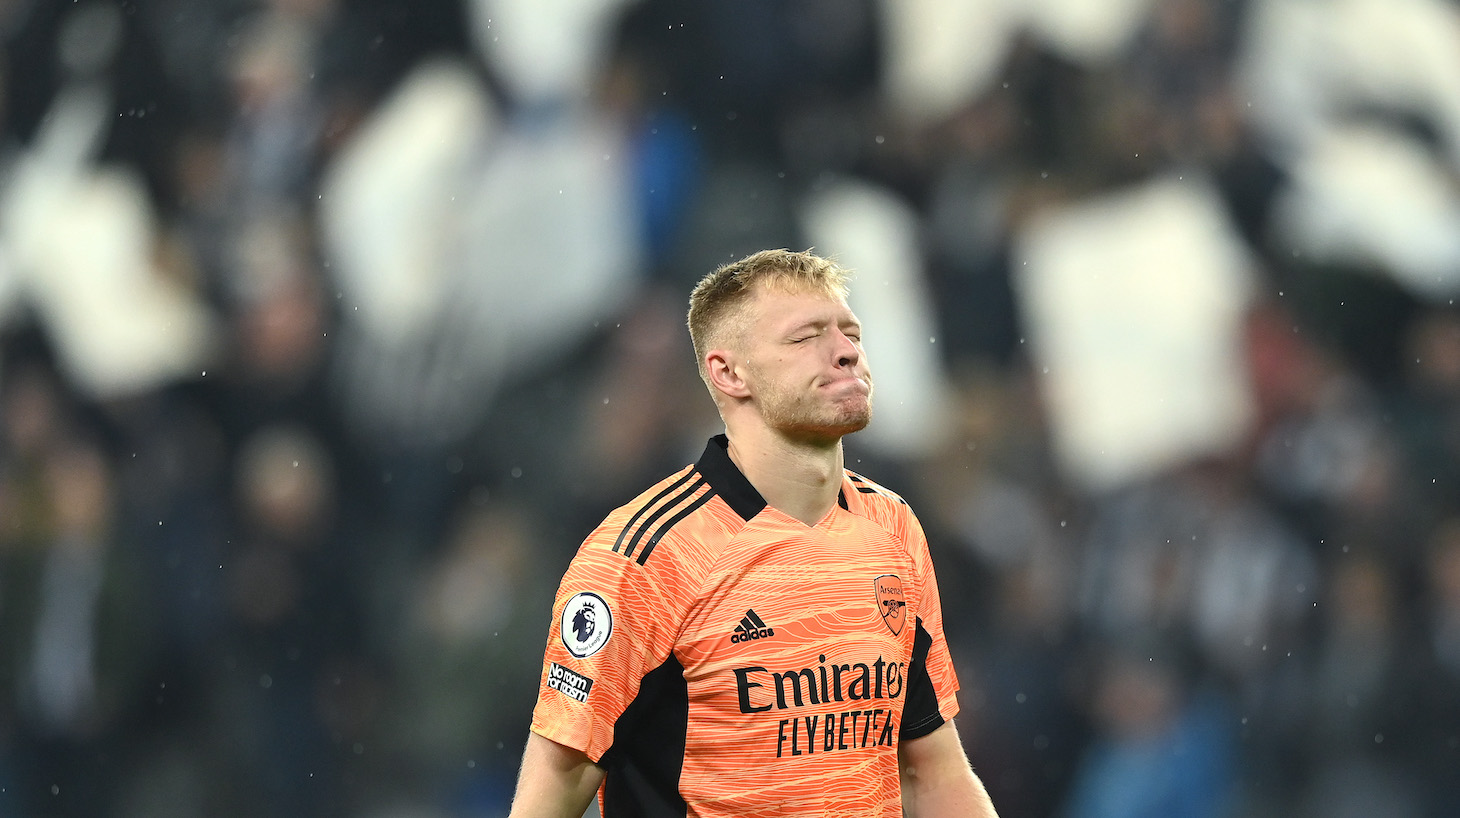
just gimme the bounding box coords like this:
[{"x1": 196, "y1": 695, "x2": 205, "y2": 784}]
[{"x1": 873, "y1": 574, "x2": 906, "y2": 636}]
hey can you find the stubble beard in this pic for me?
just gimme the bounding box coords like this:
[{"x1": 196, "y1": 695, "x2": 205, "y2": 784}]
[{"x1": 758, "y1": 378, "x2": 874, "y2": 442}]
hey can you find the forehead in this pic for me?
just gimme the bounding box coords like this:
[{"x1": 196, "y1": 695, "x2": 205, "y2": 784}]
[{"x1": 746, "y1": 280, "x2": 858, "y2": 327}]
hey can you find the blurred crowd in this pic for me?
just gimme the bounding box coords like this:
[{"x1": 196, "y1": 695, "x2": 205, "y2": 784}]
[{"x1": 2, "y1": 0, "x2": 1460, "y2": 816}]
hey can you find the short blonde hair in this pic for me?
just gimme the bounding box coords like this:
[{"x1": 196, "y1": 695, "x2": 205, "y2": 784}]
[{"x1": 686, "y1": 248, "x2": 852, "y2": 388}]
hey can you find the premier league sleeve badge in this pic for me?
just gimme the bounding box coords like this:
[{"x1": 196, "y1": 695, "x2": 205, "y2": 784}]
[{"x1": 561, "y1": 591, "x2": 614, "y2": 658}]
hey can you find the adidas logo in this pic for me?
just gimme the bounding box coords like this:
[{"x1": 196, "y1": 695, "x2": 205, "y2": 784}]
[{"x1": 731, "y1": 609, "x2": 775, "y2": 644}]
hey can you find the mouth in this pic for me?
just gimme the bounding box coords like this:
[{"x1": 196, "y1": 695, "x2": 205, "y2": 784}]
[{"x1": 821, "y1": 376, "x2": 871, "y2": 395}]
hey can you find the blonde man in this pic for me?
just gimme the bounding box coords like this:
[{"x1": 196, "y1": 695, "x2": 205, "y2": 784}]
[{"x1": 510, "y1": 249, "x2": 998, "y2": 817}]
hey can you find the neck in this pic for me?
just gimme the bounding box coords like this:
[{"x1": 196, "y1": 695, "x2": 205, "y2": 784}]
[{"x1": 724, "y1": 424, "x2": 844, "y2": 527}]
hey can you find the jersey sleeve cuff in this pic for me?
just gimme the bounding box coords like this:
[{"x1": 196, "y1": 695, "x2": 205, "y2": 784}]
[
  {"x1": 899, "y1": 711, "x2": 947, "y2": 741},
  {"x1": 530, "y1": 722, "x2": 606, "y2": 765}
]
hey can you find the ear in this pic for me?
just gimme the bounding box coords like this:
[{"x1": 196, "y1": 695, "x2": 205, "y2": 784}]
[{"x1": 705, "y1": 349, "x2": 751, "y2": 400}]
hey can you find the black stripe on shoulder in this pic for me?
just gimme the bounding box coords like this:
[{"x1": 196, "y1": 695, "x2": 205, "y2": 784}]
[
  {"x1": 621, "y1": 476, "x2": 706, "y2": 562},
  {"x1": 846, "y1": 473, "x2": 907, "y2": 505},
  {"x1": 612, "y1": 470, "x2": 698, "y2": 555},
  {"x1": 636, "y1": 488, "x2": 716, "y2": 565}
]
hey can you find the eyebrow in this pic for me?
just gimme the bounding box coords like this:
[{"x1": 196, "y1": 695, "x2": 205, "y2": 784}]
[{"x1": 785, "y1": 317, "x2": 861, "y2": 336}]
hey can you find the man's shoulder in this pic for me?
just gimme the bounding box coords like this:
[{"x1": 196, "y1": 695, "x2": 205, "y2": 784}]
[
  {"x1": 842, "y1": 469, "x2": 910, "y2": 510},
  {"x1": 587, "y1": 462, "x2": 747, "y2": 569},
  {"x1": 840, "y1": 467, "x2": 924, "y2": 540}
]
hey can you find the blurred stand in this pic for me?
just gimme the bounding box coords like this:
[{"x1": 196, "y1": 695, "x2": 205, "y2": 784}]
[{"x1": 2, "y1": 0, "x2": 1460, "y2": 816}]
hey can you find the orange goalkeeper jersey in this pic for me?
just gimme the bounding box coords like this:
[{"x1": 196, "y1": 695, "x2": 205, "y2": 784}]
[{"x1": 530, "y1": 435, "x2": 960, "y2": 817}]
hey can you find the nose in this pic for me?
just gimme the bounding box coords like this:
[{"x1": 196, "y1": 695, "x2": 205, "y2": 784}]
[{"x1": 834, "y1": 329, "x2": 861, "y2": 368}]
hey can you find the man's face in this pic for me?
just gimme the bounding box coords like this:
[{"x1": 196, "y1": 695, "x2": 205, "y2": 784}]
[{"x1": 736, "y1": 283, "x2": 873, "y2": 442}]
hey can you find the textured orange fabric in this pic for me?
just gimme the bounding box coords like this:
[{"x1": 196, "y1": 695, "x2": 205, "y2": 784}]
[{"x1": 530, "y1": 438, "x2": 959, "y2": 817}]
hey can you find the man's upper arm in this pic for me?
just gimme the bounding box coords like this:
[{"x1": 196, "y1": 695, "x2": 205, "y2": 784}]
[
  {"x1": 508, "y1": 732, "x2": 605, "y2": 818},
  {"x1": 904, "y1": 508, "x2": 961, "y2": 724},
  {"x1": 530, "y1": 520, "x2": 692, "y2": 761},
  {"x1": 899, "y1": 721, "x2": 999, "y2": 818}
]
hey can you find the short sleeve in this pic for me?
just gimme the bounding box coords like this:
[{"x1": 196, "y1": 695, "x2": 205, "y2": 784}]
[
  {"x1": 899, "y1": 510, "x2": 960, "y2": 738},
  {"x1": 529, "y1": 523, "x2": 692, "y2": 762}
]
